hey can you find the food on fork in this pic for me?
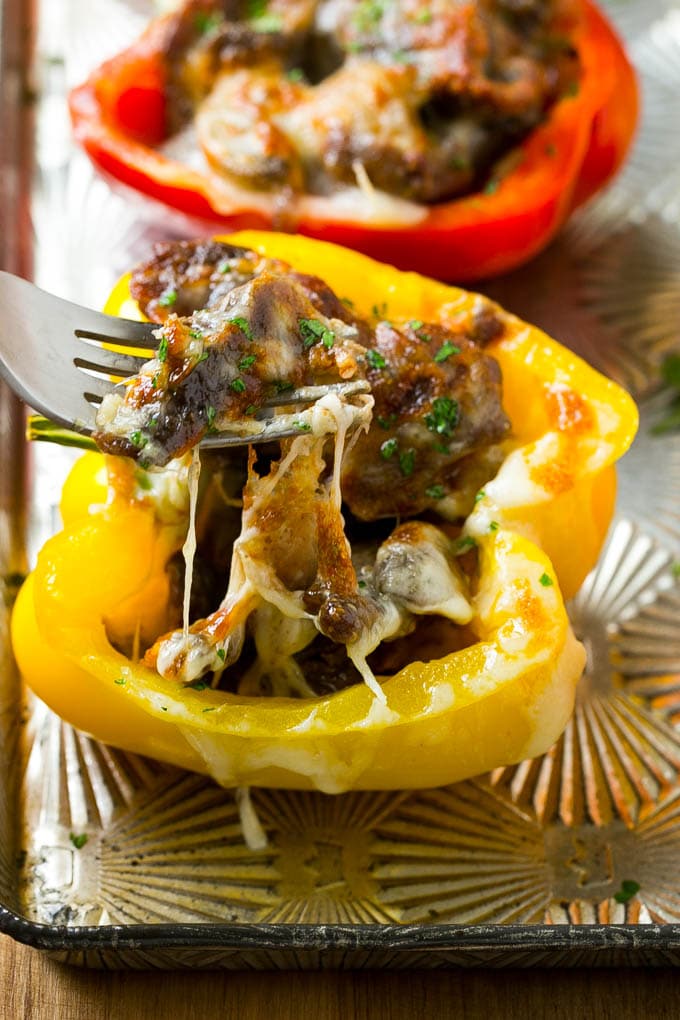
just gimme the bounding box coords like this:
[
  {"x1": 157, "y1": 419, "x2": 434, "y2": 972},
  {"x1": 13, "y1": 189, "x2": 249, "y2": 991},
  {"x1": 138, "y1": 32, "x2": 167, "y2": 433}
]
[
  {"x1": 69, "y1": 0, "x2": 638, "y2": 280},
  {"x1": 12, "y1": 234, "x2": 637, "y2": 793}
]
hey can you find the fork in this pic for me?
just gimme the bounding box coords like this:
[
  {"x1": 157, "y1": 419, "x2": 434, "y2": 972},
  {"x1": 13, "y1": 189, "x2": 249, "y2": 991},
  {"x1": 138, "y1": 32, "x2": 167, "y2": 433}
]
[{"x1": 0, "y1": 272, "x2": 370, "y2": 447}]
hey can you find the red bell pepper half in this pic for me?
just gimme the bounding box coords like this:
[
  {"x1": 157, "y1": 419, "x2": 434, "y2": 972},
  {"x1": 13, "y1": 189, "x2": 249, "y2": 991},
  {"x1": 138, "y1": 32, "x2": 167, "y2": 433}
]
[{"x1": 69, "y1": 1, "x2": 638, "y2": 282}]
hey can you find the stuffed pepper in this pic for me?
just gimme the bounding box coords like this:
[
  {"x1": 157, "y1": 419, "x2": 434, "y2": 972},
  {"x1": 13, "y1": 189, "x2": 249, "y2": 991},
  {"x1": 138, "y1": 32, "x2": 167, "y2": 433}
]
[
  {"x1": 12, "y1": 233, "x2": 637, "y2": 793},
  {"x1": 69, "y1": 0, "x2": 638, "y2": 281}
]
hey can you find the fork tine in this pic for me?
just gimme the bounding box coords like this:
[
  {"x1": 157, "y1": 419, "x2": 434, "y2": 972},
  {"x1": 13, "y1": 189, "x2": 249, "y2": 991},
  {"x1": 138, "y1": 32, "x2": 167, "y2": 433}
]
[
  {"x1": 75, "y1": 348, "x2": 147, "y2": 378},
  {"x1": 74, "y1": 320, "x2": 158, "y2": 349},
  {"x1": 261, "y1": 380, "x2": 370, "y2": 407}
]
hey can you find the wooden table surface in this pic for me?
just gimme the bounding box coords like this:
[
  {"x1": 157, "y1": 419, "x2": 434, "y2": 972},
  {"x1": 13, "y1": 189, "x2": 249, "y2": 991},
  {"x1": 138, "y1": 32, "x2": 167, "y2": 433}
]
[{"x1": 3, "y1": 934, "x2": 679, "y2": 1019}]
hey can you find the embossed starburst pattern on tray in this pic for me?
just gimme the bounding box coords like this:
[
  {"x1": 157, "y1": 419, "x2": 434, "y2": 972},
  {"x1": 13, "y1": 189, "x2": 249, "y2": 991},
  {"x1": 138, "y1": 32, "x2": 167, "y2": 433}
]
[{"x1": 6, "y1": 0, "x2": 680, "y2": 967}]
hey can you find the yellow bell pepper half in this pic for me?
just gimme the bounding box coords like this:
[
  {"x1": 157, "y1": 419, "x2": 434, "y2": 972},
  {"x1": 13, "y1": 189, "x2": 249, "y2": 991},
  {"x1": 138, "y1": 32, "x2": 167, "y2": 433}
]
[{"x1": 11, "y1": 233, "x2": 637, "y2": 792}]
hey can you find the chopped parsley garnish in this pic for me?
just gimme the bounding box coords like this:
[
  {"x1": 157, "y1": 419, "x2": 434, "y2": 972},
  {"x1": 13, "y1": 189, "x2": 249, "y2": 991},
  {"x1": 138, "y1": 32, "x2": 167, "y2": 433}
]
[
  {"x1": 194, "y1": 11, "x2": 221, "y2": 34},
  {"x1": 244, "y1": 404, "x2": 257, "y2": 416},
  {"x1": 399, "y1": 449, "x2": 416, "y2": 477},
  {"x1": 377, "y1": 413, "x2": 398, "y2": 430},
  {"x1": 380, "y1": 438, "x2": 398, "y2": 460},
  {"x1": 474, "y1": 489, "x2": 486, "y2": 504},
  {"x1": 354, "y1": 0, "x2": 385, "y2": 32},
  {"x1": 341, "y1": 296, "x2": 355, "y2": 308},
  {"x1": 415, "y1": 9, "x2": 432, "y2": 23},
  {"x1": 230, "y1": 378, "x2": 246, "y2": 393},
  {"x1": 433, "y1": 341, "x2": 461, "y2": 363},
  {"x1": 230, "y1": 316, "x2": 253, "y2": 341},
  {"x1": 425, "y1": 397, "x2": 460, "y2": 438},
  {"x1": 366, "y1": 349, "x2": 387, "y2": 370},
  {"x1": 216, "y1": 648, "x2": 226, "y2": 662},
  {"x1": 206, "y1": 405, "x2": 217, "y2": 429},
  {"x1": 489, "y1": 521, "x2": 499, "y2": 532},
  {"x1": 238, "y1": 354, "x2": 257, "y2": 371},
  {"x1": 69, "y1": 833, "x2": 88, "y2": 850},
  {"x1": 158, "y1": 289, "x2": 178, "y2": 307},
  {"x1": 129, "y1": 431, "x2": 147, "y2": 449},
  {"x1": 358, "y1": 579, "x2": 367, "y2": 589},
  {"x1": 409, "y1": 319, "x2": 424, "y2": 330},
  {"x1": 248, "y1": 0, "x2": 283, "y2": 32},
  {"x1": 299, "y1": 317, "x2": 335, "y2": 349},
  {"x1": 425, "y1": 484, "x2": 445, "y2": 500},
  {"x1": 114, "y1": 677, "x2": 126, "y2": 686},
  {"x1": 372, "y1": 301, "x2": 388, "y2": 318},
  {"x1": 286, "y1": 67, "x2": 304, "y2": 83},
  {"x1": 483, "y1": 179, "x2": 499, "y2": 196},
  {"x1": 614, "y1": 879, "x2": 640, "y2": 904},
  {"x1": 186, "y1": 680, "x2": 209, "y2": 691},
  {"x1": 197, "y1": 351, "x2": 209, "y2": 363},
  {"x1": 190, "y1": 329, "x2": 204, "y2": 340},
  {"x1": 157, "y1": 336, "x2": 169, "y2": 362},
  {"x1": 217, "y1": 260, "x2": 231, "y2": 274},
  {"x1": 653, "y1": 354, "x2": 680, "y2": 435},
  {"x1": 135, "y1": 471, "x2": 152, "y2": 492},
  {"x1": 202, "y1": 707, "x2": 216, "y2": 713},
  {"x1": 293, "y1": 421, "x2": 312, "y2": 431},
  {"x1": 455, "y1": 536, "x2": 477, "y2": 555},
  {"x1": 673, "y1": 562, "x2": 680, "y2": 578},
  {"x1": 274, "y1": 379, "x2": 294, "y2": 392},
  {"x1": 539, "y1": 572, "x2": 554, "y2": 587}
]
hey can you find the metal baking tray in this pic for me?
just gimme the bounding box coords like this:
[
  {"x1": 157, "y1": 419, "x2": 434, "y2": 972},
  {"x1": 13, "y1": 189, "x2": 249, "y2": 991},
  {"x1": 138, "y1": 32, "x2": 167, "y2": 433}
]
[{"x1": 2, "y1": 0, "x2": 680, "y2": 968}]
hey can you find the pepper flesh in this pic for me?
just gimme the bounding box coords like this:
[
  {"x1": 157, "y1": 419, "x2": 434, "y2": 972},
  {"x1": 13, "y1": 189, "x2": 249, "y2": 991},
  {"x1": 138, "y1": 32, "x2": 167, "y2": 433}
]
[
  {"x1": 11, "y1": 234, "x2": 638, "y2": 791},
  {"x1": 68, "y1": 1, "x2": 638, "y2": 282}
]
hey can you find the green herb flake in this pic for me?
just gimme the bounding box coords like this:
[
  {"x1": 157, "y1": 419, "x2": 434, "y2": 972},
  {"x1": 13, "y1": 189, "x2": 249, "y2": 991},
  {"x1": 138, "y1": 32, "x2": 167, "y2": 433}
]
[
  {"x1": 217, "y1": 260, "x2": 231, "y2": 274},
  {"x1": 672, "y1": 562, "x2": 680, "y2": 578},
  {"x1": 186, "y1": 679, "x2": 209, "y2": 691},
  {"x1": 244, "y1": 404, "x2": 257, "y2": 416},
  {"x1": 409, "y1": 319, "x2": 424, "y2": 330},
  {"x1": 230, "y1": 316, "x2": 253, "y2": 341},
  {"x1": 415, "y1": 9, "x2": 432, "y2": 23},
  {"x1": 358, "y1": 580, "x2": 368, "y2": 589},
  {"x1": 399, "y1": 449, "x2": 416, "y2": 477},
  {"x1": 194, "y1": 11, "x2": 221, "y2": 34},
  {"x1": 661, "y1": 353, "x2": 680, "y2": 388},
  {"x1": 216, "y1": 648, "x2": 226, "y2": 662},
  {"x1": 274, "y1": 379, "x2": 294, "y2": 393},
  {"x1": 433, "y1": 341, "x2": 461, "y2": 363},
  {"x1": 299, "y1": 317, "x2": 335, "y2": 350},
  {"x1": 424, "y1": 396, "x2": 460, "y2": 438},
  {"x1": 372, "y1": 301, "x2": 388, "y2": 318},
  {"x1": 286, "y1": 67, "x2": 304, "y2": 83},
  {"x1": 202, "y1": 707, "x2": 216, "y2": 713},
  {"x1": 474, "y1": 489, "x2": 486, "y2": 505},
  {"x1": 455, "y1": 536, "x2": 477, "y2": 555},
  {"x1": 157, "y1": 336, "x2": 169, "y2": 363},
  {"x1": 376, "y1": 413, "x2": 397, "y2": 430},
  {"x1": 425, "y1": 484, "x2": 445, "y2": 500},
  {"x1": 114, "y1": 677, "x2": 126, "y2": 686},
  {"x1": 230, "y1": 377, "x2": 246, "y2": 393},
  {"x1": 206, "y1": 405, "x2": 217, "y2": 430},
  {"x1": 489, "y1": 521, "x2": 499, "y2": 532},
  {"x1": 614, "y1": 879, "x2": 640, "y2": 904},
  {"x1": 366, "y1": 349, "x2": 387, "y2": 370},
  {"x1": 341, "y1": 296, "x2": 355, "y2": 308},
  {"x1": 293, "y1": 420, "x2": 312, "y2": 432},
  {"x1": 69, "y1": 832, "x2": 88, "y2": 850},
  {"x1": 158, "y1": 288, "x2": 178, "y2": 308},
  {"x1": 539, "y1": 572, "x2": 554, "y2": 587},
  {"x1": 380, "y1": 438, "x2": 398, "y2": 460},
  {"x1": 129, "y1": 431, "x2": 147, "y2": 449},
  {"x1": 238, "y1": 354, "x2": 257, "y2": 371},
  {"x1": 136, "y1": 471, "x2": 152, "y2": 492},
  {"x1": 190, "y1": 329, "x2": 204, "y2": 340},
  {"x1": 483, "y1": 179, "x2": 499, "y2": 196}
]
